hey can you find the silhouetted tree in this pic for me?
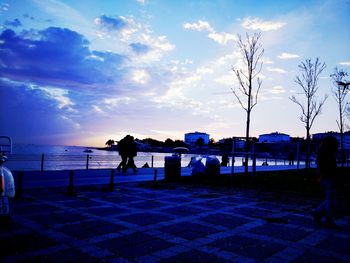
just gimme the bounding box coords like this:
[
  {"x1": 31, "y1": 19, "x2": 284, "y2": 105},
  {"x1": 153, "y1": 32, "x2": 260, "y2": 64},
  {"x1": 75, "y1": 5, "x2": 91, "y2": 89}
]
[
  {"x1": 290, "y1": 58, "x2": 327, "y2": 169},
  {"x1": 331, "y1": 68, "x2": 349, "y2": 166},
  {"x1": 164, "y1": 138, "x2": 174, "y2": 148},
  {"x1": 231, "y1": 32, "x2": 264, "y2": 174},
  {"x1": 195, "y1": 137, "x2": 205, "y2": 149},
  {"x1": 105, "y1": 139, "x2": 115, "y2": 147}
]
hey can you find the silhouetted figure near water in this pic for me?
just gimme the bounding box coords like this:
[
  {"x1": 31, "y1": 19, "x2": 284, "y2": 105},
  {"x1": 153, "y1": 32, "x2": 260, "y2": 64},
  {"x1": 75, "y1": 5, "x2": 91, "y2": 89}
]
[
  {"x1": 221, "y1": 154, "x2": 229, "y2": 166},
  {"x1": 125, "y1": 135, "x2": 138, "y2": 173},
  {"x1": 288, "y1": 151, "x2": 295, "y2": 165},
  {"x1": 312, "y1": 136, "x2": 339, "y2": 228},
  {"x1": 116, "y1": 136, "x2": 128, "y2": 173}
]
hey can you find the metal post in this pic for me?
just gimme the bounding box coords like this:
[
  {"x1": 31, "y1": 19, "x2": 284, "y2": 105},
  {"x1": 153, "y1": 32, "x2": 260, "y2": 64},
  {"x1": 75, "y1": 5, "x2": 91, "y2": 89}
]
[
  {"x1": 151, "y1": 155, "x2": 154, "y2": 168},
  {"x1": 252, "y1": 154, "x2": 256, "y2": 176},
  {"x1": 297, "y1": 142, "x2": 300, "y2": 169},
  {"x1": 86, "y1": 154, "x2": 89, "y2": 170},
  {"x1": 41, "y1": 154, "x2": 44, "y2": 172},
  {"x1": 67, "y1": 170, "x2": 75, "y2": 195},
  {"x1": 231, "y1": 138, "x2": 235, "y2": 178},
  {"x1": 153, "y1": 169, "x2": 158, "y2": 186},
  {"x1": 16, "y1": 171, "x2": 23, "y2": 198},
  {"x1": 109, "y1": 169, "x2": 115, "y2": 190}
]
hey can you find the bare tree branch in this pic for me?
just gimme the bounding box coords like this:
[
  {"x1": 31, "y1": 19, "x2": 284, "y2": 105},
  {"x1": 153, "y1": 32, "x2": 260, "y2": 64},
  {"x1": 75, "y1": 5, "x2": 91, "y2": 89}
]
[{"x1": 290, "y1": 58, "x2": 327, "y2": 168}]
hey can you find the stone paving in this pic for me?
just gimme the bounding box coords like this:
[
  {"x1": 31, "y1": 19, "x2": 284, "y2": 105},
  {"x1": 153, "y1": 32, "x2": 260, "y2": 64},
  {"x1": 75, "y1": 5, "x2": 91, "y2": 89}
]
[{"x1": 1, "y1": 181, "x2": 350, "y2": 262}]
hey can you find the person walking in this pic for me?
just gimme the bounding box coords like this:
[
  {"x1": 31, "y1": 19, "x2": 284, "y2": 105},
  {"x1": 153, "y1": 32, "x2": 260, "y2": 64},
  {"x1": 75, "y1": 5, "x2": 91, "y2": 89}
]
[
  {"x1": 116, "y1": 136, "x2": 128, "y2": 173},
  {"x1": 312, "y1": 135, "x2": 339, "y2": 228},
  {"x1": 126, "y1": 136, "x2": 138, "y2": 173}
]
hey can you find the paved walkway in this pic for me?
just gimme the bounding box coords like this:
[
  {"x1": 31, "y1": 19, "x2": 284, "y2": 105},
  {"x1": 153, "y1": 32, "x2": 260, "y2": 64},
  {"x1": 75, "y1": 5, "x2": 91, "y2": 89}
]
[{"x1": 1, "y1": 181, "x2": 350, "y2": 262}]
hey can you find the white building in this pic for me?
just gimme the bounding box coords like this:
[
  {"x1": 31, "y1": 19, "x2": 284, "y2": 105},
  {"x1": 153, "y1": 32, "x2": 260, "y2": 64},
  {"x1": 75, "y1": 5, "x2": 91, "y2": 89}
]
[
  {"x1": 184, "y1": 132, "x2": 210, "y2": 145},
  {"x1": 259, "y1": 132, "x2": 291, "y2": 143},
  {"x1": 313, "y1": 132, "x2": 350, "y2": 150}
]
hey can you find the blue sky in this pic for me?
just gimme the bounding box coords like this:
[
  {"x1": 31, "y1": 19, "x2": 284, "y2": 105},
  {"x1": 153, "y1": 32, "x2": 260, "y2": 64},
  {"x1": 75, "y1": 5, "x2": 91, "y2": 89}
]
[{"x1": 1, "y1": 0, "x2": 349, "y2": 146}]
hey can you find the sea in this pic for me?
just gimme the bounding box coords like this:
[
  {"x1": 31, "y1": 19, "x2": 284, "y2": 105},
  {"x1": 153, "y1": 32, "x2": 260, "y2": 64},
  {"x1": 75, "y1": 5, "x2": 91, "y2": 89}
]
[{"x1": 4, "y1": 144, "x2": 195, "y2": 171}]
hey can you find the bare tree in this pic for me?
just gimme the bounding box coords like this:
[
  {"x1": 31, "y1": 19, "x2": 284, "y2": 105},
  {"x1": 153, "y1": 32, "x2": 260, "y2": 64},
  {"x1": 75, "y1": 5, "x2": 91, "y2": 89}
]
[
  {"x1": 231, "y1": 32, "x2": 264, "y2": 174},
  {"x1": 331, "y1": 68, "x2": 349, "y2": 166},
  {"x1": 290, "y1": 58, "x2": 327, "y2": 169}
]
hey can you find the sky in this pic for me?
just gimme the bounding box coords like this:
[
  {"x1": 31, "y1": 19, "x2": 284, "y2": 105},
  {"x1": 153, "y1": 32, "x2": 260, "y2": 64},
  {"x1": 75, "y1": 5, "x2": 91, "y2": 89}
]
[{"x1": 0, "y1": 0, "x2": 349, "y2": 147}]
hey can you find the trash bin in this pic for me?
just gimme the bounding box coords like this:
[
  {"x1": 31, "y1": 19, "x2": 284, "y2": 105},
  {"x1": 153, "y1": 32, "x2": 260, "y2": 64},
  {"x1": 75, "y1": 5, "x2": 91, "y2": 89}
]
[
  {"x1": 164, "y1": 155, "x2": 181, "y2": 181},
  {"x1": 205, "y1": 156, "x2": 220, "y2": 177},
  {"x1": 190, "y1": 157, "x2": 206, "y2": 176}
]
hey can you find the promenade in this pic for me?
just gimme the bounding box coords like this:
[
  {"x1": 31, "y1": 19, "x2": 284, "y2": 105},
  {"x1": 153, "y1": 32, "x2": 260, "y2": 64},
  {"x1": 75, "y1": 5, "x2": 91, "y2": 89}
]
[
  {"x1": 14, "y1": 165, "x2": 301, "y2": 189},
  {"x1": 1, "y1": 176, "x2": 350, "y2": 262}
]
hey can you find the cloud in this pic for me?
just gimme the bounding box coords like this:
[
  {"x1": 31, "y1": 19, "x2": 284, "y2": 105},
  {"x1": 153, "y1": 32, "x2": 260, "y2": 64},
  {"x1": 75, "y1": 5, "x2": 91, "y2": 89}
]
[
  {"x1": 183, "y1": 20, "x2": 214, "y2": 32},
  {"x1": 183, "y1": 20, "x2": 236, "y2": 45},
  {"x1": 4, "y1": 18, "x2": 22, "y2": 27},
  {"x1": 242, "y1": 17, "x2": 286, "y2": 31},
  {"x1": 131, "y1": 69, "x2": 150, "y2": 84},
  {"x1": 208, "y1": 32, "x2": 237, "y2": 45},
  {"x1": 129, "y1": 42, "x2": 151, "y2": 54},
  {"x1": 267, "y1": 67, "x2": 287, "y2": 74},
  {"x1": 0, "y1": 27, "x2": 126, "y2": 88},
  {"x1": 95, "y1": 15, "x2": 128, "y2": 32},
  {"x1": 267, "y1": 85, "x2": 286, "y2": 94},
  {"x1": 339, "y1": 61, "x2": 350, "y2": 66},
  {"x1": 136, "y1": 0, "x2": 145, "y2": 4},
  {"x1": 0, "y1": 79, "x2": 79, "y2": 144},
  {"x1": 278, "y1": 52, "x2": 300, "y2": 59}
]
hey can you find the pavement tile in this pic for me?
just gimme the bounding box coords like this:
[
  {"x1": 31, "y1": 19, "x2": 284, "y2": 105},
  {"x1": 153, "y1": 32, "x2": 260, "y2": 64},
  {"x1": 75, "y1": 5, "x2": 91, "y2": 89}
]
[
  {"x1": 198, "y1": 213, "x2": 251, "y2": 228},
  {"x1": 159, "y1": 205, "x2": 207, "y2": 216},
  {"x1": 116, "y1": 212, "x2": 173, "y2": 226},
  {"x1": 316, "y1": 235, "x2": 350, "y2": 255},
  {"x1": 55, "y1": 219, "x2": 126, "y2": 240},
  {"x1": 83, "y1": 206, "x2": 131, "y2": 216},
  {"x1": 158, "y1": 221, "x2": 218, "y2": 240},
  {"x1": 208, "y1": 234, "x2": 286, "y2": 260},
  {"x1": 249, "y1": 223, "x2": 312, "y2": 241},
  {"x1": 2, "y1": 181, "x2": 350, "y2": 262},
  {"x1": 158, "y1": 249, "x2": 232, "y2": 263},
  {"x1": 25, "y1": 211, "x2": 85, "y2": 226},
  {"x1": 0, "y1": 230, "x2": 58, "y2": 257},
  {"x1": 293, "y1": 249, "x2": 349, "y2": 263}
]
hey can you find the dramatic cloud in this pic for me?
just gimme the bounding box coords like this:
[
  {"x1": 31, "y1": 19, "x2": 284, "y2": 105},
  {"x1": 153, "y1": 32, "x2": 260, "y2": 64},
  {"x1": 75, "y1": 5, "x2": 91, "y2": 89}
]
[
  {"x1": 0, "y1": 27, "x2": 126, "y2": 88},
  {"x1": 278, "y1": 52, "x2": 300, "y2": 59},
  {"x1": 0, "y1": 79, "x2": 79, "y2": 144},
  {"x1": 4, "y1": 18, "x2": 22, "y2": 27},
  {"x1": 242, "y1": 17, "x2": 286, "y2": 31}
]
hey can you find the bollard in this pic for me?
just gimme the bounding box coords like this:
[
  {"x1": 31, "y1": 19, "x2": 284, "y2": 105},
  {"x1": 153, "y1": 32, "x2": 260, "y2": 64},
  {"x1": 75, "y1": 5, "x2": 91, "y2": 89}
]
[
  {"x1": 15, "y1": 171, "x2": 23, "y2": 198},
  {"x1": 151, "y1": 155, "x2": 154, "y2": 168},
  {"x1": 41, "y1": 154, "x2": 44, "y2": 172},
  {"x1": 109, "y1": 169, "x2": 115, "y2": 191},
  {"x1": 153, "y1": 169, "x2": 158, "y2": 186},
  {"x1": 67, "y1": 170, "x2": 75, "y2": 195},
  {"x1": 86, "y1": 154, "x2": 89, "y2": 170}
]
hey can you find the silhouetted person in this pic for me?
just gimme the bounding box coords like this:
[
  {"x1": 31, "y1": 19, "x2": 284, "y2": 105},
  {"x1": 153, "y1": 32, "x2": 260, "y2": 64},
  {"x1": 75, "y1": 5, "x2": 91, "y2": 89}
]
[
  {"x1": 116, "y1": 136, "x2": 128, "y2": 173},
  {"x1": 221, "y1": 154, "x2": 229, "y2": 166},
  {"x1": 312, "y1": 136, "x2": 339, "y2": 228},
  {"x1": 288, "y1": 151, "x2": 295, "y2": 165},
  {"x1": 125, "y1": 136, "x2": 138, "y2": 173}
]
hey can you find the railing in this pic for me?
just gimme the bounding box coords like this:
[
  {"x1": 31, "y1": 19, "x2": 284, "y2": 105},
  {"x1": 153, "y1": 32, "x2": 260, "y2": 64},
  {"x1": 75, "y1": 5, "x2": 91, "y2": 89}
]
[{"x1": 4, "y1": 153, "x2": 306, "y2": 172}]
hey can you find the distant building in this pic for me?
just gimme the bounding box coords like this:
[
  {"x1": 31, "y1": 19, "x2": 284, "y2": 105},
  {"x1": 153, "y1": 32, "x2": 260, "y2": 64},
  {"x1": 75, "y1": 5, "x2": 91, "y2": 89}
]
[
  {"x1": 185, "y1": 132, "x2": 210, "y2": 145},
  {"x1": 313, "y1": 132, "x2": 350, "y2": 150},
  {"x1": 259, "y1": 132, "x2": 291, "y2": 143}
]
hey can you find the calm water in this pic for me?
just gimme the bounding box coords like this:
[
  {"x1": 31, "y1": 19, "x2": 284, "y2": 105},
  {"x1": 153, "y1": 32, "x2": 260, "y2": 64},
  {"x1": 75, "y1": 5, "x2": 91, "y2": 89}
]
[{"x1": 5, "y1": 144, "x2": 195, "y2": 171}]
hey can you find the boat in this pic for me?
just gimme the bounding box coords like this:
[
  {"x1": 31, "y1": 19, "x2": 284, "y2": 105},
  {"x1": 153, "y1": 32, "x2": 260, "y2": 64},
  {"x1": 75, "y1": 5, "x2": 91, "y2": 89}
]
[{"x1": 83, "y1": 149, "x2": 93, "y2": 153}]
